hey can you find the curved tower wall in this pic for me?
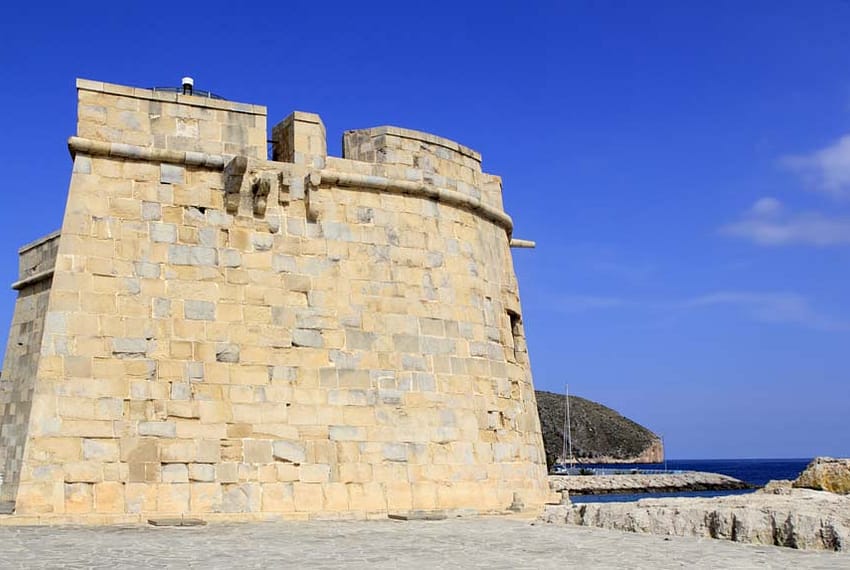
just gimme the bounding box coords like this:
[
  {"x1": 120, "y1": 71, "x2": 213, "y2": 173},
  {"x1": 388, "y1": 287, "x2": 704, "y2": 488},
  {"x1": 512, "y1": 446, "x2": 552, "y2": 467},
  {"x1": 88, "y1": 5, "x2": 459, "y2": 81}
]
[{"x1": 0, "y1": 79, "x2": 550, "y2": 521}]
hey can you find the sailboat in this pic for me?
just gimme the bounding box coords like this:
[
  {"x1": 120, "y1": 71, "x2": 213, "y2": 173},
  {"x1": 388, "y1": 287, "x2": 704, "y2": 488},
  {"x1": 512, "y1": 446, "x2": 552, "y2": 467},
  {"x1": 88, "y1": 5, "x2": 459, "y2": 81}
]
[
  {"x1": 551, "y1": 383, "x2": 575, "y2": 475},
  {"x1": 563, "y1": 383, "x2": 575, "y2": 469}
]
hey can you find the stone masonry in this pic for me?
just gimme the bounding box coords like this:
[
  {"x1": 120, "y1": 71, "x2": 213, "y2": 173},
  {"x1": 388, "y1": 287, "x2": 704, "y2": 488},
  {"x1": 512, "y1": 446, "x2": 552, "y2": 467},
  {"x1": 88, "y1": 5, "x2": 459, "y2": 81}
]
[{"x1": 0, "y1": 79, "x2": 550, "y2": 522}]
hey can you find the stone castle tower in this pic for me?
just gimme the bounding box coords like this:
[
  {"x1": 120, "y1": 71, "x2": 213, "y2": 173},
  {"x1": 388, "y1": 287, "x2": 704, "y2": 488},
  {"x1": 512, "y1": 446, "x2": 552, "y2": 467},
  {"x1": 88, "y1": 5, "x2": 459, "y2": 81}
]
[{"x1": 0, "y1": 79, "x2": 549, "y2": 522}]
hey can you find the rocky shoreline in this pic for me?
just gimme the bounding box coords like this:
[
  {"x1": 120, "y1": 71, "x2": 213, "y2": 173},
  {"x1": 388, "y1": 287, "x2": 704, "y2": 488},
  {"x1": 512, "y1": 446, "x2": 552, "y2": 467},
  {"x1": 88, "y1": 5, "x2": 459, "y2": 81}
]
[
  {"x1": 542, "y1": 486, "x2": 849, "y2": 552},
  {"x1": 549, "y1": 470, "x2": 751, "y2": 495},
  {"x1": 541, "y1": 457, "x2": 850, "y2": 552}
]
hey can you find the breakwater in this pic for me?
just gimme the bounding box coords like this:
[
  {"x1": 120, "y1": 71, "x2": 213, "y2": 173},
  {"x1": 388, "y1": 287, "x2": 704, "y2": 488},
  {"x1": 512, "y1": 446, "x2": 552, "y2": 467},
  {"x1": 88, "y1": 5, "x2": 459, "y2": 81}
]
[{"x1": 549, "y1": 471, "x2": 750, "y2": 495}]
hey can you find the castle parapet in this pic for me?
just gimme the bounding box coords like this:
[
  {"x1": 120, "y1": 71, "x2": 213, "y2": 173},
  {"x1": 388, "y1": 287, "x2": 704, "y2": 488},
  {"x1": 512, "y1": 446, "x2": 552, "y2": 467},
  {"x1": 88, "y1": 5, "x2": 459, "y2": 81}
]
[
  {"x1": 75, "y1": 79, "x2": 268, "y2": 159},
  {"x1": 343, "y1": 126, "x2": 481, "y2": 180}
]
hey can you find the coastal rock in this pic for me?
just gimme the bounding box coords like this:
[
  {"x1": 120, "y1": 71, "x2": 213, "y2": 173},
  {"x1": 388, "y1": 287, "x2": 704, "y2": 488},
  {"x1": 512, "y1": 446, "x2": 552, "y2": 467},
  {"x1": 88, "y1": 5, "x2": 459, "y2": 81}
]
[
  {"x1": 541, "y1": 488, "x2": 850, "y2": 551},
  {"x1": 548, "y1": 471, "x2": 749, "y2": 495},
  {"x1": 793, "y1": 457, "x2": 850, "y2": 495},
  {"x1": 762, "y1": 479, "x2": 793, "y2": 495},
  {"x1": 535, "y1": 390, "x2": 662, "y2": 466}
]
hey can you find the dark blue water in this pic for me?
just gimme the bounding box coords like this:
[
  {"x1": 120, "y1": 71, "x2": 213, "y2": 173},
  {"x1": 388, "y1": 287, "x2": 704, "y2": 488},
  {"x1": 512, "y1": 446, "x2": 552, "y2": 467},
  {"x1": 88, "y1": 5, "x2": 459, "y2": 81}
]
[{"x1": 570, "y1": 458, "x2": 811, "y2": 504}]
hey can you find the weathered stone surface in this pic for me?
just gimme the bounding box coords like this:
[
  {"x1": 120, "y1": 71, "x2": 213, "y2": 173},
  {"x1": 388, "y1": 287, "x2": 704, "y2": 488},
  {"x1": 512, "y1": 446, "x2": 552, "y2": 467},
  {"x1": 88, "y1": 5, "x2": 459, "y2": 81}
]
[
  {"x1": 272, "y1": 441, "x2": 305, "y2": 464},
  {"x1": 160, "y1": 164, "x2": 184, "y2": 184},
  {"x1": 215, "y1": 344, "x2": 240, "y2": 363},
  {"x1": 0, "y1": 519, "x2": 846, "y2": 568},
  {"x1": 0, "y1": 78, "x2": 549, "y2": 521},
  {"x1": 184, "y1": 300, "x2": 215, "y2": 321},
  {"x1": 543, "y1": 488, "x2": 850, "y2": 552},
  {"x1": 793, "y1": 457, "x2": 850, "y2": 495},
  {"x1": 548, "y1": 471, "x2": 750, "y2": 495}
]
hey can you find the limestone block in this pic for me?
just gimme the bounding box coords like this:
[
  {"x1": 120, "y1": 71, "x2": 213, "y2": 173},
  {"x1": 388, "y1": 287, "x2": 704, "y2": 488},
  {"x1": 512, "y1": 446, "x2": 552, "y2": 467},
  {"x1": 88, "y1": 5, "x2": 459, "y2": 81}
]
[
  {"x1": 190, "y1": 482, "x2": 222, "y2": 512},
  {"x1": 300, "y1": 464, "x2": 331, "y2": 483},
  {"x1": 222, "y1": 483, "x2": 261, "y2": 513},
  {"x1": 150, "y1": 223, "x2": 177, "y2": 243},
  {"x1": 64, "y1": 461, "x2": 104, "y2": 483},
  {"x1": 272, "y1": 440, "x2": 306, "y2": 464},
  {"x1": 157, "y1": 483, "x2": 190, "y2": 513},
  {"x1": 217, "y1": 463, "x2": 238, "y2": 483},
  {"x1": 275, "y1": 464, "x2": 300, "y2": 482},
  {"x1": 329, "y1": 426, "x2": 366, "y2": 442},
  {"x1": 348, "y1": 482, "x2": 386, "y2": 512},
  {"x1": 322, "y1": 483, "x2": 349, "y2": 511},
  {"x1": 262, "y1": 482, "x2": 295, "y2": 512},
  {"x1": 161, "y1": 464, "x2": 189, "y2": 483},
  {"x1": 124, "y1": 482, "x2": 157, "y2": 513},
  {"x1": 64, "y1": 483, "x2": 94, "y2": 514},
  {"x1": 168, "y1": 245, "x2": 217, "y2": 267},
  {"x1": 28, "y1": 438, "x2": 83, "y2": 463},
  {"x1": 382, "y1": 443, "x2": 408, "y2": 463},
  {"x1": 196, "y1": 440, "x2": 221, "y2": 463},
  {"x1": 120, "y1": 438, "x2": 159, "y2": 464},
  {"x1": 94, "y1": 481, "x2": 125, "y2": 514},
  {"x1": 160, "y1": 164, "x2": 185, "y2": 184},
  {"x1": 82, "y1": 439, "x2": 120, "y2": 462},
  {"x1": 184, "y1": 300, "x2": 215, "y2": 320},
  {"x1": 112, "y1": 337, "x2": 150, "y2": 357},
  {"x1": 220, "y1": 249, "x2": 242, "y2": 268},
  {"x1": 138, "y1": 421, "x2": 176, "y2": 438},
  {"x1": 293, "y1": 482, "x2": 324, "y2": 512},
  {"x1": 243, "y1": 440, "x2": 273, "y2": 463},
  {"x1": 385, "y1": 481, "x2": 414, "y2": 512},
  {"x1": 292, "y1": 328, "x2": 323, "y2": 348},
  {"x1": 161, "y1": 440, "x2": 198, "y2": 463}
]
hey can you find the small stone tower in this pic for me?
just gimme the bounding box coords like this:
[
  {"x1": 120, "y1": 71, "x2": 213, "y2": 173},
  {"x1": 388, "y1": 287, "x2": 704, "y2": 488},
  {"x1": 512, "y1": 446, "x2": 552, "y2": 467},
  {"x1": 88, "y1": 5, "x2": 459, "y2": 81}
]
[{"x1": 0, "y1": 79, "x2": 549, "y2": 522}]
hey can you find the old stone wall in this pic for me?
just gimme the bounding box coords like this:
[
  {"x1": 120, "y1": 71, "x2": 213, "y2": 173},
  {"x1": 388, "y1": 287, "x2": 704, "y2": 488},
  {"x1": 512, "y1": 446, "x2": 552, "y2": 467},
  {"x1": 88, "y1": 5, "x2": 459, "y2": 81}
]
[
  {"x1": 0, "y1": 232, "x2": 60, "y2": 505},
  {"x1": 1, "y1": 79, "x2": 549, "y2": 521}
]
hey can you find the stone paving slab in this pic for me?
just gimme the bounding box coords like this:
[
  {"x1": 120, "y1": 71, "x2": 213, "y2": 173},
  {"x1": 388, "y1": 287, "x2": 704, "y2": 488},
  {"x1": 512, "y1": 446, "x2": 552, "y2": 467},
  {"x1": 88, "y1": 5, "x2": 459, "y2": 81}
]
[{"x1": 0, "y1": 518, "x2": 845, "y2": 569}]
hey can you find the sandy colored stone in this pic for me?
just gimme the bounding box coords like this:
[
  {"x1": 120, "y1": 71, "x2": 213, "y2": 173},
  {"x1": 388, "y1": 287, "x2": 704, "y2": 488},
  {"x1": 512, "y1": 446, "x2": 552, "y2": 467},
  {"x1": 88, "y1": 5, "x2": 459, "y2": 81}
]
[
  {"x1": 543, "y1": 487, "x2": 850, "y2": 552},
  {"x1": 0, "y1": 78, "x2": 549, "y2": 521},
  {"x1": 793, "y1": 457, "x2": 850, "y2": 494}
]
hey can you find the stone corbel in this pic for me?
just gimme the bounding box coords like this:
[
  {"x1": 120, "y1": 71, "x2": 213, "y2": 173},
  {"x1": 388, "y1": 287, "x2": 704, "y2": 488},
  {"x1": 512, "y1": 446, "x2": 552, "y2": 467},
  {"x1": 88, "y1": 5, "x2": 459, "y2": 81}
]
[
  {"x1": 251, "y1": 172, "x2": 276, "y2": 216},
  {"x1": 278, "y1": 172, "x2": 290, "y2": 206},
  {"x1": 224, "y1": 156, "x2": 248, "y2": 213},
  {"x1": 305, "y1": 171, "x2": 322, "y2": 222}
]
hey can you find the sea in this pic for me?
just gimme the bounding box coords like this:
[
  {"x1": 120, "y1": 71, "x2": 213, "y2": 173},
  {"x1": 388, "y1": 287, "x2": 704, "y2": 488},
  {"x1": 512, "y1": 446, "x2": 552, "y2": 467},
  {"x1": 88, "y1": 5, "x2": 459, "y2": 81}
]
[{"x1": 569, "y1": 458, "x2": 812, "y2": 504}]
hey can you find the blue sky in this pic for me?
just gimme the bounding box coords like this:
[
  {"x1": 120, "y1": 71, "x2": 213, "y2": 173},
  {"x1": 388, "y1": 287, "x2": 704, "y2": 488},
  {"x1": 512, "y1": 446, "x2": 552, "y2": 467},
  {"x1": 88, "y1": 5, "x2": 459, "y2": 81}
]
[{"x1": 1, "y1": 1, "x2": 848, "y2": 459}]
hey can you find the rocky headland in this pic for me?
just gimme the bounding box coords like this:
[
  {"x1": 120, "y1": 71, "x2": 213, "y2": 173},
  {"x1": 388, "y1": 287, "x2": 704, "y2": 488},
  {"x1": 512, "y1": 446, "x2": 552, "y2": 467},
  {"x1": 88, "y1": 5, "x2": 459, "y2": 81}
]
[
  {"x1": 535, "y1": 390, "x2": 663, "y2": 466},
  {"x1": 541, "y1": 457, "x2": 850, "y2": 552}
]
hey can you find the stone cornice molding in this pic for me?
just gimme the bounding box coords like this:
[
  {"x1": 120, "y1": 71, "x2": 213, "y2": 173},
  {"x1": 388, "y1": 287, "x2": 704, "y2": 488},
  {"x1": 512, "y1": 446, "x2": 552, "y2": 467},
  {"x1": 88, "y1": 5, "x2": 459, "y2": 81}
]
[
  {"x1": 66, "y1": 138, "x2": 524, "y2": 239},
  {"x1": 68, "y1": 137, "x2": 229, "y2": 169},
  {"x1": 307, "y1": 170, "x2": 514, "y2": 235}
]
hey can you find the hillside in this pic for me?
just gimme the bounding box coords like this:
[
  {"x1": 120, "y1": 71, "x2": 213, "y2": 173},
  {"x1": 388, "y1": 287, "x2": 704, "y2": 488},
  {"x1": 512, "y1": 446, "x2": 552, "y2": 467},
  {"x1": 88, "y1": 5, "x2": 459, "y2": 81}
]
[{"x1": 535, "y1": 390, "x2": 663, "y2": 468}]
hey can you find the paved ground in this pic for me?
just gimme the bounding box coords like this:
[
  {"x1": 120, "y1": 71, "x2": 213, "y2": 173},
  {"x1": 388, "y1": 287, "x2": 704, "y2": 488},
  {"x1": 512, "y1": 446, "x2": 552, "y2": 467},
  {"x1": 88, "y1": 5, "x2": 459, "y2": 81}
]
[{"x1": 0, "y1": 517, "x2": 846, "y2": 569}]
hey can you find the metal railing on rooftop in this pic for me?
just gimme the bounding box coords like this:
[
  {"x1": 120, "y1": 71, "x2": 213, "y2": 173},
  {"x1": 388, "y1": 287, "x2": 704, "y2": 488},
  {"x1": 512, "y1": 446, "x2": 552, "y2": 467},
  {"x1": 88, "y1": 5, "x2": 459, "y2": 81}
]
[{"x1": 149, "y1": 87, "x2": 225, "y2": 100}]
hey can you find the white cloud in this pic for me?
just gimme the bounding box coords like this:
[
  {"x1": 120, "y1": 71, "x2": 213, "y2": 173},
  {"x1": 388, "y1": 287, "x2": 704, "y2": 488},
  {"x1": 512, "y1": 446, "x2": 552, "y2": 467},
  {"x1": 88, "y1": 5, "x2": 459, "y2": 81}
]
[
  {"x1": 552, "y1": 289, "x2": 848, "y2": 332},
  {"x1": 682, "y1": 291, "x2": 849, "y2": 331},
  {"x1": 750, "y1": 197, "x2": 783, "y2": 217},
  {"x1": 783, "y1": 134, "x2": 850, "y2": 199},
  {"x1": 555, "y1": 295, "x2": 625, "y2": 313},
  {"x1": 720, "y1": 197, "x2": 850, "y2": 246}
]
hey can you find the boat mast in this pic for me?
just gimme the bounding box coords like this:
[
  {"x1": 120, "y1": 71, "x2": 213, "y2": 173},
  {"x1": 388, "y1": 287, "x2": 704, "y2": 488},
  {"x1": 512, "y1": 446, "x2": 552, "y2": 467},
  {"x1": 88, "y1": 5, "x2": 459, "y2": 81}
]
[{"x1": 563, "y1": 382, "x2": 574, "y2": 468}]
